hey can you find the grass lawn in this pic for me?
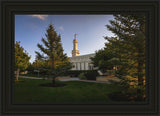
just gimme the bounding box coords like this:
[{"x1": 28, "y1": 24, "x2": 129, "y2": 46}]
[
  {"x1": 14, "y1": 78, "x2": 123, "y2": 104},
  {"x1": 20, "y1": 74, "x2": 43, "y2": 77}
]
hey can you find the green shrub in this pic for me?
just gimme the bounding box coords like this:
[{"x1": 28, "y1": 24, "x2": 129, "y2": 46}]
[
  {"x1": 66, "y1": 70, "x2": 96, "y2": 77},
  {"x1": 85, "y1": 70, "x2": 99, "y2": 80},
  {"x1": 119, "y1": 76, "x2": 146, "y2": 101},
  {"x1": 78, "y1": 73, "x2": 87, "y2": 80},
  {"x1": 66, "y1": 70, "x2": 82, "y2": 77},
  {"x1": 65, "y1": 70, "x2": 99, "y2": 80},
  {"x1": 119, "y1": 77, "x2": 130, "y2": 89},
  {"x1": 107, "y1": 70, "x2": 114, "y2": 75}
]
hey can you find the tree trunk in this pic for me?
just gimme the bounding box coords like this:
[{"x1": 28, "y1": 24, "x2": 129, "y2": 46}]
[
  {"x1": 52, "y1": 78, "x2": 55, "y2": 85},
  {"x1": 137, "y1": 50, "x2": 145, "y2": 100},
  {"x1": 16, "y1": 69, "x2": 19, "y2": 81},
  {"x1": 51, "y1": 58, "x2": 56, "y2": 85},
  {"x1": 138, "y1": 62, "x2": 144, "y2": 86}
]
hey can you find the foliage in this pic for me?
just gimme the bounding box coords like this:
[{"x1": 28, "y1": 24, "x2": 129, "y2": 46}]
[
  {"x1": 106, "y1": 14, "x2": 146, "y2": 100},
  {"x1": 78, "y1": 73, "x2": 87, "y2": 80},
  {"x1": 107, "y1": 75, "x2": 146, "y2": 101},
  {"x1": 15, "y1": 41, "x2": 30, "y2": 81},
  {"x1": 67, "y1": 70, "x2": 98, "y2": 78},
  {"x1": 119, "y1": 76, "x2": 130, "y2": 90},
  {"x1": 32, "y1": 59, "x2": 49, "y2": 75},
  {"x1": 107, "y1": 70, "x2": 115, "y2": 75},
  {"x1": 67, "y1": 70, "x2": 89, "y2": 77},
  {"x1": 46, "y1": 62, "x2": 72, "y2": 78},
  {"x1": 26, "y1": 63, "x2": 35, "y2": 74},
  {"x1": 91, "y1": 14, "x2": 146, "y2": 99},
  {"x1": 35, "y1": 24, "x2": 72, "y2": 84},
  {"x1": 32, "y1": 59, "x2": 46, "y2": 70},
  {"x1": 118, "y1": 76, "x2": 146, "y2": 101},
  {"x1": 85, "y1": 70, "x2": 99, "y2": 80},
  {"x1": 90, "y1": 49, "x2": 116, "y2": 73},
  {"x1": 15, "y1": 41, "x2": 30, "y2": 71},
  {"x1": 105, "y1": 14, "x2": 146, "y2": 85},
  {"x1": 92, "y1": 14, "x2": 145, "y2": 83},
  {"x1": 129, "y1": 85, "x2": 146, "y2": 98}
]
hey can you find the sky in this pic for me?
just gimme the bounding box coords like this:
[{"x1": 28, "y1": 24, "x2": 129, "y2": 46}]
[{"x1": 15, "y1": 15, "x2": 114, "y2": 63}]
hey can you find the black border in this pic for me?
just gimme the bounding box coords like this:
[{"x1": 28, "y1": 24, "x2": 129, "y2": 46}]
[{"x1": 0, "y1": 0, "x2": 159, "y2": 115}]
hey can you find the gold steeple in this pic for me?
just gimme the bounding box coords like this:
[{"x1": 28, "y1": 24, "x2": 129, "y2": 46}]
[{"x1": 72, "y1": 34, "x2": 79, "y2": 57}]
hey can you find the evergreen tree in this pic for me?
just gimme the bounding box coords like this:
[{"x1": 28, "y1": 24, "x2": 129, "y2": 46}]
[
  {"x1": 105, "y1": 14, "x2": 146, "y2": 86},
  {"x1": 91, "y1": 14, "x2": 146, "y2": 100},
  {"x1": 26, "y1": 63, "x2": 35, "y2": 74},
  {"x1": 106, "y1": 14, "x2": 146, "y2": 100},
  {"x1": 91, "y1": 47, "x2": 118, "y2": 73},
  {"x1": 15, "y1": 41, "x2": 30, "y2": 81},
  {"x1": 32, "y1": 58, "x2": 46, "y2": 74},
  {"x1": 35, "y1": 24, "x2": 72, "y2": 85}
]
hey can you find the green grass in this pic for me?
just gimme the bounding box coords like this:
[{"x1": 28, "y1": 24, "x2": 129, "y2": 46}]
[
  {"x1": 14, "y1": 78, "x2": 123, "y2": 104},
  {"x1": 20, "y1": 74, "x2": 43, "y2": 77}
]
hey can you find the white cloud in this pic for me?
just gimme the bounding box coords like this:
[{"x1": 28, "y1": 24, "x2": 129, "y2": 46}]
[
  {"x1": 59, "y1": 26, "x2": 64, "y2": 31},
  {"x1": 29, "y1": 15, "x2": 48, "y2": 20}
]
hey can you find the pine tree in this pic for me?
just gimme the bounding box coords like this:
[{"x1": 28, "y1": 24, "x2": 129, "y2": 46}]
[
  {"x1": 91, "y1": 14, "x2": 146, "y2": 100},
  {"x1": 15, "y1": 41, "x2": 30, "y2": 81},
  {"x1": 105, "y1": 14, "x2": 145, "y2": 86},
  {"x1": 91, "y1": 37, "x2": 122, "y2": 73},
  {"x1": 35, "y1": 24, "x2": 72, "y2": 85},
  {"x1": 105, "y1": 14, "x2": 146, "y2": 100}
]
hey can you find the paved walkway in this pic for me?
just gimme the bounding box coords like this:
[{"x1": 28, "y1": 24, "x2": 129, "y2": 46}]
[
  {"x1": 59, "y1": 77, "x2": 107, "y2": 83},
  {"x1": 19, "y1": 76, "x2": 44, "y2": 80},
  {"x1": 19, "y1": 76, "x2": 109, "y2": 83},
  {"x1": 59, "y1": 77, "x2": 80, "y2": 81},
  {"x1": 76, "y1": 80, "x2": 108, "y2": 83}
]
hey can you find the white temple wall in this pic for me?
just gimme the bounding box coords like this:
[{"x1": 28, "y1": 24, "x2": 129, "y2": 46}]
[
  {"x1": 70, "y1": 62, "x2": 93, "y2": 70},
  {"x1": 77, "y1": 62, "x2": 80, "y2": 70},
  {"x1": 73, "y1": 63, "x2": 76, "y2": 70},
  {"x1": 85, "y1": 62, "x2": 88, "y2": 70},
  {"x1": 81, "y1": 62, "x2": 85, "y2": 70},
  {"x1": 69, "y1": 53, "x2": 95, "y2": 70}
]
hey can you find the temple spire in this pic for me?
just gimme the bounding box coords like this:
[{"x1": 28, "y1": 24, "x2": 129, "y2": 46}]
[
  {"x1": 72, "y1": 34, "x2": 79, "y2": 57},
  {"x1": 74, "y1": 33, "x2": 77, "y2": 39}
]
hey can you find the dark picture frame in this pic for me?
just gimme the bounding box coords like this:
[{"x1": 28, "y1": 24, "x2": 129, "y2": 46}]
[{"x1": 0, "y1": 0, "x2": 159, "y2": 115}]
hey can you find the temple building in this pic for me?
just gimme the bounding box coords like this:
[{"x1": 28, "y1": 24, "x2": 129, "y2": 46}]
[{"x1": 69, "y1": 34, "x2": 95, "y2": 70}]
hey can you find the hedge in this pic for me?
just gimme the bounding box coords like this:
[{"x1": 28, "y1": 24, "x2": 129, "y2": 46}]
[
  {"x1": 84, "y1": 70, "x2": 99, "y2": 80},
  {"x1": 27, "y1": 69, "x2": 99, "y2": 80},
  {"x1": 66, "y1": 70, "x2": 99, "y2": 80}
]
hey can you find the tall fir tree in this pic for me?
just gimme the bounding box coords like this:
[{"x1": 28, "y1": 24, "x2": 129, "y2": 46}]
[
  {"x1": 91, "y1": 14, "x2": 146, "y2": 100},
  {"x1": 106, "y1": 14, "x2": 146, "y2": 100},
  {"x1": 35, "y1": 24, "x2": 72, "y2": 85},
  {"x1": 15, "y1": 41, "x2": 30, "y2": 81},
  {"x1": 105, "y1": 14, "x2": 146, "y2": 86}
]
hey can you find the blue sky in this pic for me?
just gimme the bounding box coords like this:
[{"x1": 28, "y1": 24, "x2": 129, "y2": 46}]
[{"x1": 15, "y1": 15, "x2": 114, "y2": 63}]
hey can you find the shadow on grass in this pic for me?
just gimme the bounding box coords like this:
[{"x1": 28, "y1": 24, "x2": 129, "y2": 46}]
[
  {"x1": 108, "y1": 92, "x2": 146, "y2": 102},
  {"x1": 39, "y1": 83, "x2": 66, "y2": 87},
  {"x1": 15, "y1": 80, "x2": 25, "y2": 83}
]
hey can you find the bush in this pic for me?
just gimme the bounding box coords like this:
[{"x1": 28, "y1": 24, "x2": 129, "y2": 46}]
[
  {"x1": 78, "y1": 73, "x2": 87, "y2": 80},
  {"x1": 66, "y1": 70, "x2": 99, "y2": 80},
  {"x1": 119, "y1": 77, "x2": 130, "y2": 89},
  {"x1": 66, "y1": 70, "x2": 93, "y2": 77},
  {"x1": 107, "y1": 70, "x2": 114, "y2": 75},
  {"x1": 84, "y1": 70, "x2": 99, "y2": 80},
  {"x1": 66, "y1": 70, "x2": 83, "y2": 77},
  {"x1": 118, "y1": 76, "x2": 146, "y2": 101}
]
